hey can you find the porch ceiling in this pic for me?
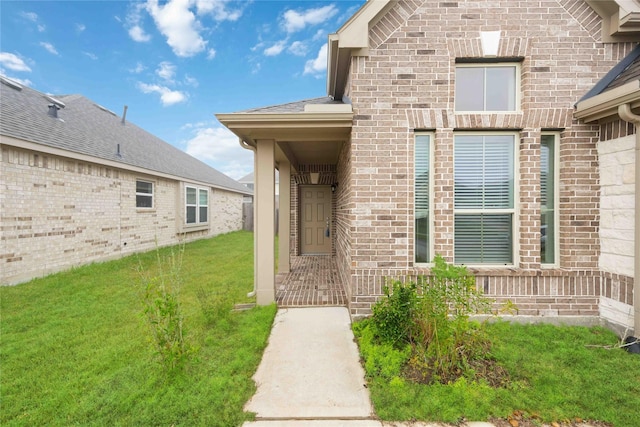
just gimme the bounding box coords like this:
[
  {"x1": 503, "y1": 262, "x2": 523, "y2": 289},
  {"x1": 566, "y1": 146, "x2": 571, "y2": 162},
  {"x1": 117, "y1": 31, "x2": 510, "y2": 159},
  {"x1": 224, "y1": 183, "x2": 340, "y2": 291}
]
[{"x1": 216, "y1": 108, "x2": 353, "y2": 169}]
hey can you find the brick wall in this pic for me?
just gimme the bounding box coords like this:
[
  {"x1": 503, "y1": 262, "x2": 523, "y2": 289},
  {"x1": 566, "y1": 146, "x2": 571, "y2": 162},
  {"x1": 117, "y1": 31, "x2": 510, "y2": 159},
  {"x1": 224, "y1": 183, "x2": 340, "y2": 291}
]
[
  {"x1": 1, "y1": 145, "x2": 244, "y2": 285},
  {"x1": 341, "y1": 0, "x2": 636, "y2": 318}
]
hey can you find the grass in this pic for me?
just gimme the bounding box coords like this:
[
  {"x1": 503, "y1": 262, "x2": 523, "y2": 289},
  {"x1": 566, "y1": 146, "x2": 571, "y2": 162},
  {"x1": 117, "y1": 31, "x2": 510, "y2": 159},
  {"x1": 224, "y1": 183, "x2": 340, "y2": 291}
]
[
  {"x1": 1, "y1": 231, "x2": 277, "y2": 427},
  {"x1": 355, "y1": 319, "x2": 640, "y2": 426}
]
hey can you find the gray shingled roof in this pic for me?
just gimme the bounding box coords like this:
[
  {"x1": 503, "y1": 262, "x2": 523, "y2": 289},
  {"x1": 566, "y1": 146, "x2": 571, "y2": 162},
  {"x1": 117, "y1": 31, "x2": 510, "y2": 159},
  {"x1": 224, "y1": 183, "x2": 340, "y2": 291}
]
[
  {"x1": 239, "y1": 96, "x2": 344, "y2": 113},
  {"x1": 0, "y1": 77, "x2": 251, "y2": 195},
  {"x1": 578, "y1": 44, "x2": 640, "y2": 103}
]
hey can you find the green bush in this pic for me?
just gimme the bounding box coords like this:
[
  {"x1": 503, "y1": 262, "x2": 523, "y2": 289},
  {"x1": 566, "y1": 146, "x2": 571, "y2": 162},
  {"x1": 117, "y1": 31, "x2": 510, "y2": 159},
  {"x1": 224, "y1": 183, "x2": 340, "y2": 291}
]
[
  {"x1": 371, "y1": 280, "x2": 417, "y2": 347},
  {"x1": 367, "y1": 254, "x2": 496, "y2": 384}
]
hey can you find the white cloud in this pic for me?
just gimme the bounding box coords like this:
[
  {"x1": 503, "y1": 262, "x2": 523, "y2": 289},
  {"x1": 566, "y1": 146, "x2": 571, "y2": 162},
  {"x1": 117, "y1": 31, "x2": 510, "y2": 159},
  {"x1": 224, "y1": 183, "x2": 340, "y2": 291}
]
[
  {"x1": 20, "y1": 11, "x2": 46, "y2": 32},
  {"x1": 76, "y1": 23, "x2": 86, "y2": 33},
  {"x1": 312, "y1": 29, "x2": 326, "y2": 41},
  {"x1": 304, "y1": 43, "x2": 328, "y2": 76},
  {"x1": 137, "y1": 82, "x2": 187, "y2": 106},
  {"x1": 183, "y1": 125, "x2": 253, "y2": 179},
  {"x1": 288, "y1": 41, "x2": 308, "y2": 56},
  {"x1": 40, "y1": 42, "x2": 59, "y2": 55},
  {"x1": 184, "y1": 74, "x2": 199, "y2": 87},
  {"x1": 130, "y1": 62, "x2": 145, "y2": 73},
  {"x1": 125, "y1": 3, "x2": 151, "y2": 42},
  {"x1": 207, "y1": 48, "x2": 217, "y2": 59},
  {"x1": 282, "y1": 5, "x2": 338, "y2": 33},
  {"x1": 20, "y1": 11, "x2": 38, "y2": 22},
  {"x1": 83, "y1": 52, "x2": 98, "y2": 60},
  {"x1": 0, "y1": 52, "x2": 32, "y2": 72},
  {"x1": 129, "y1": 25, "x2": 151, "y2": 42},
  {"x1": 156, "y1": 61, "x2": 176, "y2": 81},
  {"x1": 194, "y1": 0, "x2": 243, "y2": 21},
  {"x1": 264, "y1": 40, "x2": 287, "y2": 57},
  {"x1": 146, "y1": 0, "x2": 207, "y2": 57}
]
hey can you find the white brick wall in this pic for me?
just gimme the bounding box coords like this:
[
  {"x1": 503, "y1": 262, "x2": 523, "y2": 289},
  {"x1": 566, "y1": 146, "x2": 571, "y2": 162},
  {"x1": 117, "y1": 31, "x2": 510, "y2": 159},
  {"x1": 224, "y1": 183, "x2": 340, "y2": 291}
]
[{"x1": 1, "y1": 145, "x2": 245, "y2": 285}]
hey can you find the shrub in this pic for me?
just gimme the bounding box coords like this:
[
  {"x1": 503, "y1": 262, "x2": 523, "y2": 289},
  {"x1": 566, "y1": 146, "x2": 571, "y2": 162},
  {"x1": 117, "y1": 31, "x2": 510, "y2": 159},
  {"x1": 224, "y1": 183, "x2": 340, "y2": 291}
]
[
  {"x1": 371, "y1": 280, "x2": 418, "y2": 347},
  {"x1": 368, "y1": 254, "x2": 498, "y2": 384}
]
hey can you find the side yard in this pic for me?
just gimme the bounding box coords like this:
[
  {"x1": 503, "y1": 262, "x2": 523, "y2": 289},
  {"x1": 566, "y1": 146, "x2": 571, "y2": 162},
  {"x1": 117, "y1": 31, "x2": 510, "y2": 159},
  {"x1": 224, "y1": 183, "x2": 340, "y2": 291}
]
[{"x1": 1, "y1": 231, "x2": 276, "y2": 427}]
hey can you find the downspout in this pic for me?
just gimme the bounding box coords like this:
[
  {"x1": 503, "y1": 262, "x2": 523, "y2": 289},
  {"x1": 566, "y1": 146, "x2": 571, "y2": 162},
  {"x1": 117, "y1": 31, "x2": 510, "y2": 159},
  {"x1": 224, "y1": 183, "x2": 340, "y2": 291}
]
[
  {"x1": 618, "y1": 103, "x2": 640, "y2": 335},
  {"x1": 239, "y1": 138, "x2": 258, "y2": 298}
]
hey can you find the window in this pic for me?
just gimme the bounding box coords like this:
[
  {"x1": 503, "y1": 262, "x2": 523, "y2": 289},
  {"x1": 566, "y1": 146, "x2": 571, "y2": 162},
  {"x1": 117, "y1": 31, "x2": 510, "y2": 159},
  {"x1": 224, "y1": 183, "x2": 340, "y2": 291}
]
[
  {"x1": 185, "y1": 186, "x2": 209, "y2": 224},
  {"x1": 454, "y1": 134, "x2": 516, "y2": 264},
  {"x1": 136, "y1": 180, "x2": 153, "y2": 208},
  {"x1": 541, "y1": 133, "x2": 558, "y2": 265},
  {"x1": 415, "y1": 134, "x2": 432, "y2": 263},
  {"x1": 455, "y1": 64, "x2": 518, "y2": 111}
]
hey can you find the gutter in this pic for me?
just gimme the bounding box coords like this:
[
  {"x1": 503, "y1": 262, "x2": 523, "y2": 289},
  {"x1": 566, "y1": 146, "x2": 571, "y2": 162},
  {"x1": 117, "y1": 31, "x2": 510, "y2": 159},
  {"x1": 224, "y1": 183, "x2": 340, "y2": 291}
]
[{"x1": 616, "y1": 104, "x2": 640, "y2": 336}]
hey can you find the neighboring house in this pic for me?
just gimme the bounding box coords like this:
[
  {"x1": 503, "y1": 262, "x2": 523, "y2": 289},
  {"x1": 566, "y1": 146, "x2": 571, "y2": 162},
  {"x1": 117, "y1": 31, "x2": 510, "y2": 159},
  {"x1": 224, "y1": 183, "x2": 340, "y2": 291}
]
[
  {"x1": 239, "y1": 171, "x2": 280, "y2": 195},
  {"x1": 217, "y1": 0, "x2": 639, "y2": 335},
  {"x1": 0, "y1": 77, "x2": 252, "y2": 285}
]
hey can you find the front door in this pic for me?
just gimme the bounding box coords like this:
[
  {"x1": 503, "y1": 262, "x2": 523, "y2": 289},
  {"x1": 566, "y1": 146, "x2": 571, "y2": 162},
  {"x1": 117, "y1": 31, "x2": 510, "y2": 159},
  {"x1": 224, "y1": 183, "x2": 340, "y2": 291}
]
[{"x1": 300, "y1": 185, "x2": 332, "y2": 255}]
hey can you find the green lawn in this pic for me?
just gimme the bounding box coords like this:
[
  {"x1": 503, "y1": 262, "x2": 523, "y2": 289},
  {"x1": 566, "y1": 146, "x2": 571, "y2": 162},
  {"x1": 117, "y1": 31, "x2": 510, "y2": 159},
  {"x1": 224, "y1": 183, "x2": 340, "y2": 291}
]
[
  {"x1": 355, "y1": 319, "x2": 640, "y2": 426},
  {"x1": 1, "y1": 231, "x2": 277, "y2": 427}
]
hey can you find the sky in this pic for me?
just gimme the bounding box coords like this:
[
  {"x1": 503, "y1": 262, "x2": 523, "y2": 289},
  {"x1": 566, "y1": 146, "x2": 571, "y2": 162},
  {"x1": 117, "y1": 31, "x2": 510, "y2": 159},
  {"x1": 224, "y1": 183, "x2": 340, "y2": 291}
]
[{"x1": 0, "y1": 0, "x2": 365, "y2": 180}]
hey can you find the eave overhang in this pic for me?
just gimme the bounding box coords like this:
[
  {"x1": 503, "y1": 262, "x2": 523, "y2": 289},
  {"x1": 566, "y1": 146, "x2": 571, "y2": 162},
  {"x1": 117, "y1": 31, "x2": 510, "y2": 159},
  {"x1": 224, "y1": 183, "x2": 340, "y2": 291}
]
[
  {"x1": 326, "y1": 0, "x2": 393, "y2": 100},
  {"x1": 575, "y1": 80, "x2": 640, "y2": 123},
  {"x1": 215, "y1": 110, "x2": 353, "y2": 146},
  {"x1": 586, "y1": 0, "x2": 640, "y2": 42}
]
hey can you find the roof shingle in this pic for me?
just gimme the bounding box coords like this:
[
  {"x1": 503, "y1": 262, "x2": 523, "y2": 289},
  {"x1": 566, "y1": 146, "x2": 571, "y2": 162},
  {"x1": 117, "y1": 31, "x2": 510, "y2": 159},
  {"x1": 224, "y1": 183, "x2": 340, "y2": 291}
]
[{"x1": 0, "y1": 78, "x2": 251, "y2": 195}]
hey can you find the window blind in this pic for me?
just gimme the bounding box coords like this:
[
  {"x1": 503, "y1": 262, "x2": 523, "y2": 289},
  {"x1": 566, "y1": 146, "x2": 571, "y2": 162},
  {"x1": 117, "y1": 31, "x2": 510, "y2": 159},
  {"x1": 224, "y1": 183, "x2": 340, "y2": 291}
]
[
  {"x1": 454, "y1": 134, "x2": 514, "y2": 264},
  {"x1": 415, "y1": 134, "x2": 430, "y2": 263}
]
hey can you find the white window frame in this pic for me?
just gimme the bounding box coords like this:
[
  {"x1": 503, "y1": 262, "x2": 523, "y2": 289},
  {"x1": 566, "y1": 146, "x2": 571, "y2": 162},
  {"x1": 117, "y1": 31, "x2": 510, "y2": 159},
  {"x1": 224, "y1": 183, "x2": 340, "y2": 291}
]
[
  {"x1": 185, "y1": 185, "x2": 209, "y2": 226},
  {"x1": 541, "y1": 131, "x2": 560, "y2": 268},
  {"x1": 453, "y1": 132, "x2": 519, "y2": 267},
  {"x1": 414, "y1": 132, "x2": 434, "y2": 265},
  {"x1": 135, "y1": 179, "x2": 154, "y2": 209},
  {"x1": 454, "y1": 62, "x2": 521, "y2": 113}
]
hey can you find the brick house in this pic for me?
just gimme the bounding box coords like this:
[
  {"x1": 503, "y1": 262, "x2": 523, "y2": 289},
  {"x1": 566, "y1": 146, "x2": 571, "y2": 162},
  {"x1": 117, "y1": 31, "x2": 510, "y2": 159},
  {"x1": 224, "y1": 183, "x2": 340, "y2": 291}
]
[
  {"x1": 217, "y1": 0, "x2": 639, "y2": 334},
  {"x1": 1, "y1": 77, "x2": 252, "y2": 285}
]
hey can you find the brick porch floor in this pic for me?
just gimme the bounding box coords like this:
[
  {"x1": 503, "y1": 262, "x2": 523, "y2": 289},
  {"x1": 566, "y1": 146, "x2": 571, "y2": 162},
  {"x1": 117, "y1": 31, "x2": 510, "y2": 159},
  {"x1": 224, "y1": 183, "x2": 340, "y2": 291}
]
[{"x1": 275, "y1": 256, "x2": 347, "y2": 307}]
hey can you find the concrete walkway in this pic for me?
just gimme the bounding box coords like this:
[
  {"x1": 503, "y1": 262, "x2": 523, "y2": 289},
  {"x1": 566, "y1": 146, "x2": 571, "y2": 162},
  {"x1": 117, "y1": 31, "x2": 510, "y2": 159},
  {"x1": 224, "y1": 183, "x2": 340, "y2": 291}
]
[{"x1": 243, "y1": 307, "x2": 373, "y2": 422}]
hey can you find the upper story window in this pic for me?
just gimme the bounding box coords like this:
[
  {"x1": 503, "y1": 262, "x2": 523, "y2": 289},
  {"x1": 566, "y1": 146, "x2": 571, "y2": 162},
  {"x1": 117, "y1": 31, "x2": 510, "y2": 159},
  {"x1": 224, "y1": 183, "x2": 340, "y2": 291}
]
[
  {"x1": 186, "y1": 186, "x2": 209, "y2": 225},
  {"x1": 455, "y1": 64, "x2": 518, "y2": 112},
  {"x1": 136, "y1": 180, "x2": 153, "y2": 208}
]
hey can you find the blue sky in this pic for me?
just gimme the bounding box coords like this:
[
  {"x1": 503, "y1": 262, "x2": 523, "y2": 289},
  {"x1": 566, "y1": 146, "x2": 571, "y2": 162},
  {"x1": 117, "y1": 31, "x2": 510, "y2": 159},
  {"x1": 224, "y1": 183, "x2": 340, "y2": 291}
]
[{"x1": 0, "y1": 0, "x2": 365, "y2": 179}]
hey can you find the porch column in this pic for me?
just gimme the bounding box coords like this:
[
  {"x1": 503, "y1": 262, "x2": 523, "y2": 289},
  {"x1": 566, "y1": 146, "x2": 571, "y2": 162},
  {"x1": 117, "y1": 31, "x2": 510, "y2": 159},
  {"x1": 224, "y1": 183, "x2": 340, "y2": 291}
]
[
  {"x1": 278, "y1": 160, "x2": 291, "y2": 273},
  {"x1": 255, "y1": 139, "x2": 276, "y2": 305}
]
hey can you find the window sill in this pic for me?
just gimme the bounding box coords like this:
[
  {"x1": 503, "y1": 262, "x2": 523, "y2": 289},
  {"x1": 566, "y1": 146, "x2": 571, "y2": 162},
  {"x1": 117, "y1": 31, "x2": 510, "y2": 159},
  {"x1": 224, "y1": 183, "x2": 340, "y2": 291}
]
[
  {"x1": 180, "y1": 223, "x2": 209, "y2": 233},
  {"x1": 136, "y1": 208, "x2": 156, "y2": 213}
]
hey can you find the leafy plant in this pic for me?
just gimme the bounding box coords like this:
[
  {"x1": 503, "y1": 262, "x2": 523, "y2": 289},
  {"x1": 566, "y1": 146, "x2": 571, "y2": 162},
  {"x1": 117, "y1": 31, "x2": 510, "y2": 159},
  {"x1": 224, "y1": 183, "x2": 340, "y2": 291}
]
[
  {"x1": 138, "y1": 245, "x2": 197, "y2": 371},
  {"x1": 371, "y1": 279, "x2": 418, "y2": 347},
  {"x1": 368, "y1": 254, "x2": 497, "y2": 384}
]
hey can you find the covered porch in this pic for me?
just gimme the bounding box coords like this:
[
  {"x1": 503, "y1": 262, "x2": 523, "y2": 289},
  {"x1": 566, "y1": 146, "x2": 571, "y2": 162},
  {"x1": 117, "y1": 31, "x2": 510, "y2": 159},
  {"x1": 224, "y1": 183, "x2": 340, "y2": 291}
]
[{"x1": 216, "y1": 97, "x2": 353, "y2": 307}]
